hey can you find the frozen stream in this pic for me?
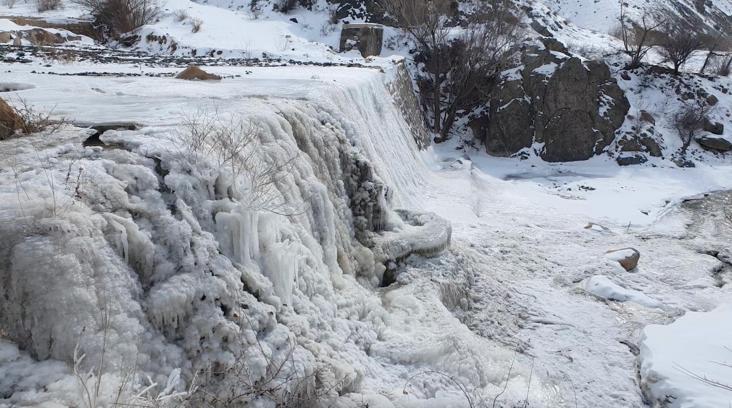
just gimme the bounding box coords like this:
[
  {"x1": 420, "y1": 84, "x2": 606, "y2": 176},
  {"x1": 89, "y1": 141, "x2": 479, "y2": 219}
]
[{"x1": 1, "y1": 61, "x2": 732, "y2": 407}]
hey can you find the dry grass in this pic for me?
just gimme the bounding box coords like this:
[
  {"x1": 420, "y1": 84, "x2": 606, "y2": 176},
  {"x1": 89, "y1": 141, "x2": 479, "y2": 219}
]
[
  {"x1": 0, "y1": 97, "x2": 65, "y2": 140},
  {"x1": 175, "y1": 65, "x2": 221, "y2": 81}
]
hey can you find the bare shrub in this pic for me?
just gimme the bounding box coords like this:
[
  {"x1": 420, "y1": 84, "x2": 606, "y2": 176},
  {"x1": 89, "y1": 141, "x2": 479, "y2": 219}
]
[
  {"x1": 711, "y1": 54, "x2": 732, "y2": 76},
  {"x1": 37, "y1": 0, "x2": 62, "y2": 11},
  {"x1": 173, "y1": 9, "x2": 189, "y2": 22},
  {"x1": 74, "y1": 0, "x2": 160, "y2": 38},
  {"x1": 249, "y1": 0, "x2": 263, "y2": 19},
  {"x1": 178, "y1": 109, "x2": 300, "y2": 215},
  {"x1": 190, "y1": 17, "x2": 202, "y2": 33},
  {"x1": 673, "y1": 100, "x2": 713, "y2": 156},
  {"x1": 274, "y1": 0, "x2": 297, "y2": 13},
  {"x1": 0, "y1": 97, "x2": 64, "y2": 139},
  {"x1": 379, "y1": 0, "x2": 521, "y2": 141}
]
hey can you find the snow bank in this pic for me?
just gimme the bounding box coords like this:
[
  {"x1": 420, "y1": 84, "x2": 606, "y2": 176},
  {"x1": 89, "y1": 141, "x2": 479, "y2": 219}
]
[{"x1": 641, "y1": 304, "x2": 732, "y2": 407}]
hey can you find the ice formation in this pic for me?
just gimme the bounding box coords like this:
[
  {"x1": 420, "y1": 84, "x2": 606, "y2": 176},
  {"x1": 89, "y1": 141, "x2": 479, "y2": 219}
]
[{"x1": 0, "y1": 69, "x2": 455, "y2": 407}]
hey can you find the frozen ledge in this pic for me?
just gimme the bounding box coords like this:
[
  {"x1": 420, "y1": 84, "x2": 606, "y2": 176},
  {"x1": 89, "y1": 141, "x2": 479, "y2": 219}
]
[{"x1": 373, "y1": 209, "x2": 452, "y2": 262}]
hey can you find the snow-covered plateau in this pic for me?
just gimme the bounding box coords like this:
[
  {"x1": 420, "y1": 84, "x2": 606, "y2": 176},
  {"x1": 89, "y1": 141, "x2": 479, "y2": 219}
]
[{"x1": 1, "y1": 0, "x2": 732, "y2": 407}]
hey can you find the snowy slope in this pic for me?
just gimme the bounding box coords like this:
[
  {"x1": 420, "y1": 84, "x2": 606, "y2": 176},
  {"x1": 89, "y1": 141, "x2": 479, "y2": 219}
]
[{"x1": 544, "y1": 0, "x2": 732, "y2": 33}]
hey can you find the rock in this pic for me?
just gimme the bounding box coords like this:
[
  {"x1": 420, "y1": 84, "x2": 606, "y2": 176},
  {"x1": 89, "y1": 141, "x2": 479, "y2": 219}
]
[
  {"x1": 175, "y1": 65, "x2": 222, "y2": 81},
  {"x1": 339, "y1": 23, "x2": 383, "y2": 57},
  {"x1": 0, "y1": 32, "x2": 12, "y2": 43},
  {"x1": 289, "y1": 17, "x2": 298, "y2": 23},
  {"x1": 540, "y1": 36, "x2": 568, "y2": 54},
  {"x1": 706, "y1": 94, "x2": 719, "y2": 106},
  {"x1": 0, "y1": 98, "x2": 23, "y2": 140},
  {"x1": 618, "y1": 134, "x2": 662, "y2": 157},
  {"x1": 616, "y1": 154, "x2": 648, "y2": 166},
  {"x1": 620, "y1": 71, "x2": 631, "y2": 80},
  {"x1": 703, "y1": 118, "x2": 724, "y2": 135},
  {"x1": 639, "y1": 110, "x2": 655, "y2": 125},
  {"x1": 606, "y1": 248, "x2": 640, "y2": 271},
  {"x1": 77, "y1": 121, "x2": 140, "y2": 146},
  {"x1": 478, "y1": 46, "x2": 629, "y2": 162},
  {"x1": 696, "y1": 135, "x2": 732, "y2": 152}
]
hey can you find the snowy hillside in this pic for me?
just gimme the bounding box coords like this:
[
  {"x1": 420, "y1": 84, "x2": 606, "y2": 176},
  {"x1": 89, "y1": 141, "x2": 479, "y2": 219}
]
[{"x1": 544, "y1": 0, "x2": 732, "y2": 33}]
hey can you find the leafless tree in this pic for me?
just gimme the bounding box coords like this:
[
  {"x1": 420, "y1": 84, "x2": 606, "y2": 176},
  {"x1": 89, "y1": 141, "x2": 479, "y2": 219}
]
[
  {"x1": 657, "y1": 12, "x2": 705, "y2": 75},
  {"x1": 698, "y1": 33, "x2": 728, "y2": 74},
  {"x1": 379, "y1": 0, "x2": 521, "y2": 141},
  {"x1": 617, "y1": 2, "x2": 665, "y2": 69},
  {"x1": 712, "y1": 54, "x2": 732, "y2": 76},
  {"x1": 673, "y1": 100, "x2": 713, "y2": 156},
  {"x1": 74, "y1": 0, "x2": 159, "y2": 37}
]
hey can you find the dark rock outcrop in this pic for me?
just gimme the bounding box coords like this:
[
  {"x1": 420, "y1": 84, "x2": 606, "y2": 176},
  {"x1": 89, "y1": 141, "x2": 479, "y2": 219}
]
[
  {"x1": 472, "y1": 45, "x2": 629, "y2": 162},
  {"x1": 703, "y1": 118, "x2": 724, "y2": 135},
  {"x1": 696, "y1": 135, "x2": 732, "y2": 152}
]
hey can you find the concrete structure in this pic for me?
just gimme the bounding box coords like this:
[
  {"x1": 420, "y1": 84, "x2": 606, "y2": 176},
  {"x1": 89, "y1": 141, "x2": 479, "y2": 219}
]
[{"x1": 339, "y1": 23, "x2": 383, "y2": 58}]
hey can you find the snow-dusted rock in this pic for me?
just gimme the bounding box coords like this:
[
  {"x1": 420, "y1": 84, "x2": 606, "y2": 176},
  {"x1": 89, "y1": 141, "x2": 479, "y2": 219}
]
[
  {"x1": 606, "y1": 247, "x2": 640, "y2": 271},
  {"x1": 474, "y1": 44, "x2": 629, "y2": 161},
  {"x1": 696, "y1": 134, "x2": 732, "y2": 152}
]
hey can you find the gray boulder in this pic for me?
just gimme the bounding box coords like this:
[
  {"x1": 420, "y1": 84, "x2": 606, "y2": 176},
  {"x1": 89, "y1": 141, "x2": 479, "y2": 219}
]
[
  {"x1": 473, "y1": 46, "x2": 629, "y2": 162},
  {"x1": 696, "y1": 135, "x2": 732, "y2": 152},
  {"x1": 703, "y1": 118, "x2": 724, "y2": 135}
]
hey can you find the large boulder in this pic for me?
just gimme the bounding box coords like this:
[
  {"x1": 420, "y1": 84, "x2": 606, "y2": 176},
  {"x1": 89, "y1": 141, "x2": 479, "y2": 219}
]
[
  {"x1": 0, "y1": 98, "x2": 23, "y2": 140},
  {"x1": 472, "y1": 44, "x2": 630, "y2": 162},
  {"x1": 696, "y1": 135, "x2": 732, "y2": 152},
  {"x1": 703, "y1": 118, "x2": 724, "y2": 135}
]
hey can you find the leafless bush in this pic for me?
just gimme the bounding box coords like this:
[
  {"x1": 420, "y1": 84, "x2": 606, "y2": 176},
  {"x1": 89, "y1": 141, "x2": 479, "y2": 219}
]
[
  {"x1": 673, "y1": 100, "x2": 713, "y2": 156},
  {"x1": 697, "y1": 34, "x2": 729, "y2": 74},
  {"x1": 248, "y1": 0, "x2": 263, "y2": 19},
  {"x1": 37, "y1": 0, "x2": 62, "y2": 12},
  {"x1": 273, "y1": 0, "x2": 298, "y2": 14},
  {"x1": 73, "y1": 309, "x2": 194, "y2": 408},
  {"x1": 379, "y1": 0, "x2": 521, "y2": 141},
  {"x1": 74, "y1": 0, "x2": 159, "y2": 38},
  {"x1": 711, "y1": 54, "x2": 732, "y2": 76},
  {"x1": 178, "y1": 109, "x2": 300, "y2": 215},
  {"x1": 174, "y1": 9, "x2": 189, "y2": 22},
  {"x1": 190, "y1": 17, "x2": 202, "y2": 33},
  {"x1": 1, "y1": 97, "x2": 65, "y2": 139}
]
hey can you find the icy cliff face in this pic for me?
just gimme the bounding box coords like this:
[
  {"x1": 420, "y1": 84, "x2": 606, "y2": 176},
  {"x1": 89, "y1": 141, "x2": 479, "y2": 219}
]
[{"x1": 0, "y1": 70, "x2": 450, "y2": 406}]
